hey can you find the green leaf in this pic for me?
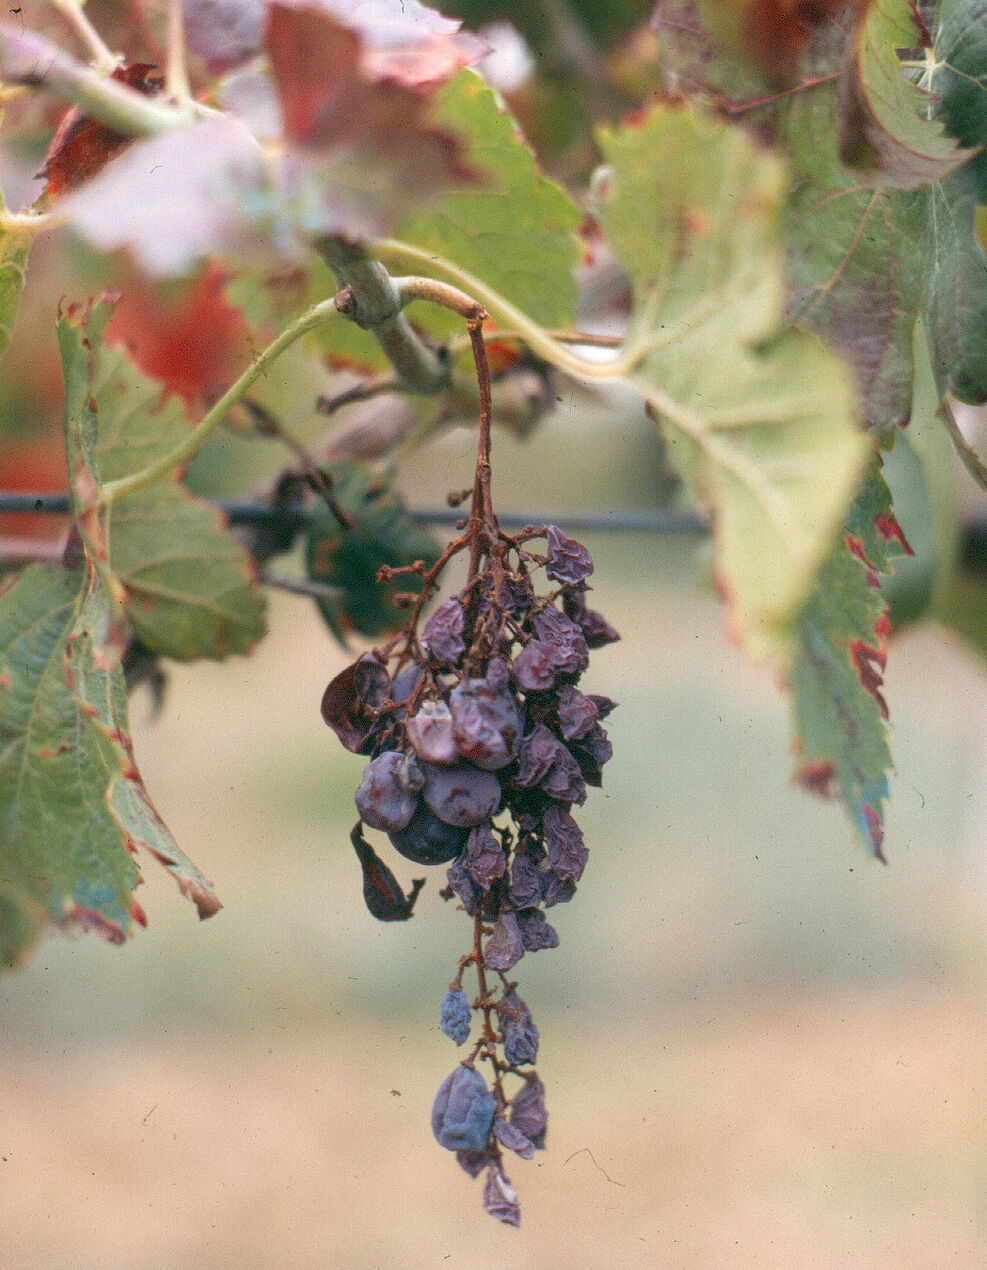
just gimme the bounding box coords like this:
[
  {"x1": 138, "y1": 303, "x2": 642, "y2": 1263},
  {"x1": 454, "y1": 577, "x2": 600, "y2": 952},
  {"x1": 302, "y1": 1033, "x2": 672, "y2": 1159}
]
[
  {"x1": 594, "y1": 102, "x2": 867, "y2": 666},
  {"x1": 305, "y1": 462, "x2": 441, "y2": 644},
  {"x1": 0, "y1": 562, "x2": 141, "y2": 951},
  {"x1": 310, "y1": 69, "x2": 581, "y2": 365},
  {"x1": 935, "y1": 0, "x2": 987, "y2": 154},
  {"x1": 396, "y1": 69, "x2": 581, "y2": 340},
  {"x1": 0, "y1": 190, "x2": 30, "y2": 363},
  {"x1": 0, "y1": 558, "x2": 220, "y2": 969},
  {"x1": 653, "y1": 2, "x2": 987, "y2": 421},
  {"x1": 57, "y1": 303, "x2": 267, "y2": 660},
  {"x1": 839, "y1": 0, "x2": 969, "y2": 188},
  {"x1": 790, "y1": 460, "x2": 911, "y2": 858}
]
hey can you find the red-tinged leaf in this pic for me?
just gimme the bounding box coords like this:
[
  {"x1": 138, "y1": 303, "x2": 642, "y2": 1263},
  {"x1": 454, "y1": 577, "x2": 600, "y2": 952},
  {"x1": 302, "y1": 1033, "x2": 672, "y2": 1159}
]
[
  {"x1": 265, "y1": 4, "x2": 478, "y2": 208},
  {"x1": 790, "y1": 459, "x2": 911, "y2": 857},
  {"x1": 654, "y1": 0, "x2": 987, "y2": 424},
  {"x1": 270, "y1": 0, "x2": 484, "y2": 92},
  {"x1": 40, "y1": 63, "x2": 164, "y2": 199},
  {"x1": 660, "y1": 0, "x2": 856, "y2": 85},
  {"x1": 105, "y1": 263, "x2": 252, "y2": 405}
]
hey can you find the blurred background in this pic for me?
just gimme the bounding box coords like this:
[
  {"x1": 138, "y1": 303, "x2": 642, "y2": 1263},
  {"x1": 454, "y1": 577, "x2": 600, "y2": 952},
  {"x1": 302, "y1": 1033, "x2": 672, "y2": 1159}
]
[
  {"x1": 2, "y1": 396, "x2": 986, "y2": 1268},
  {"x1": 1, "y1": 0, "x2": 986, "y2": 1265}
]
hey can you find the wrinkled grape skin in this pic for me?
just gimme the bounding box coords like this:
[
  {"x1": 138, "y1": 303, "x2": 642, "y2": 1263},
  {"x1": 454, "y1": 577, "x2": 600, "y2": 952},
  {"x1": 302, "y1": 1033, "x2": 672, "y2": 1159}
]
[
  {"x1": 450, "y1": 679, "x2": 523, "y2": 771},
  {"x1": 439, "y1": 988, "x2": 472, "y2": 1045},
  {"x1": 544, "y1": 525, "x2": 594, "y2": 585},
  {"x1": 422, "y1": 761, "x2": 502, "y2": 828},
  {"x1": 432, "y1": 1066, "x2": 496, "y2": 1152},
  {"x1": 513, "y1": 640, "x2": 557, "y2": 692},
  {"x1": 421, "y1": 599, "x2": 466, "y2": 665},
  {"x1": 355, "y1": 751, "x2": 420, "y2": 832},
  {"x1": 509, "y1": 1078, "x2": 547, "y2": 1148},
  {"x1": 389, "y1": 803, "x2": 469, "y2": 864}
]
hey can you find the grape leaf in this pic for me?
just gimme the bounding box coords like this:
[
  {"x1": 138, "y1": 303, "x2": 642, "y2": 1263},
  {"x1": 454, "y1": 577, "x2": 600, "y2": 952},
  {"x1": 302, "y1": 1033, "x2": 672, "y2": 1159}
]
[
  {"x1": 269, "y1": 0, "x2": 485, "y2": 90},
  {"x1": 838, "y1": 0, "x2": 969, "y2": 188},
  {"x1": 654, "y1": 0, "x2": 987, "y2": 424},
  {"x1": 57, "y1": 301, "x2": 266, "y2": 660},
  {"x1": 790, "y1": 459, "x2": 911, "y2": 858},
  {"x1": 0, "y1": 190, "x2": 30, "y2": 363},
  {"x1": 56, "y1": 4, "x2": 483, "y2": 278},
  {"x1": 595, "y1": 102, "x2": 867, "y2": 666},
  {"x1": 305, "y1": 461, "x2": 441, "y2": 643},
  {"x1": 389, "y1": 69, "x2": 581, "y2": 342},
  {"x1": 0, "y1": 562, "x2": 142, "y2": 950}
]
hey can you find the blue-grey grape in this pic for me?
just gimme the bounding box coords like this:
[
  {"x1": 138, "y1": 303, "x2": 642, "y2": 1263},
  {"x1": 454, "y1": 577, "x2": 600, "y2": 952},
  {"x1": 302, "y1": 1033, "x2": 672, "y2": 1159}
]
[
  {"x1": 431, "y1": 1066, "x2": 496, "y2": 1151},
  {"x1": 439, "y1": 988, "x2": 472, "y2": 1045}
]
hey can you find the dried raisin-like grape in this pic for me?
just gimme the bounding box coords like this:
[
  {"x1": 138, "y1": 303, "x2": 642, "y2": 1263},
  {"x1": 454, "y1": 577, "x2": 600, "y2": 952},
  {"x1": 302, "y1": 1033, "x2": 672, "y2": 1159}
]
[
  {"x1": 421, "y1": 598, "x2": 466, "y2": 665},
  {"x1": 544, "y1": 525, "x2": 594, "y2": 586},
  {"x1": 439, "y1": 988, "x2": 472, "y2": 1045},
  {"x1": 431, "y1": 1066, "x2": 496, "y2": 1152},
  {"x1": 449, "y1": 678, "x2": 522, "y2": 771},
  {"x1": 509, "y1": 1078, "x2": 547, "y2": 1149},
  {"x1": 407, "y1": 700, "x2": 458, "y2": 766}
]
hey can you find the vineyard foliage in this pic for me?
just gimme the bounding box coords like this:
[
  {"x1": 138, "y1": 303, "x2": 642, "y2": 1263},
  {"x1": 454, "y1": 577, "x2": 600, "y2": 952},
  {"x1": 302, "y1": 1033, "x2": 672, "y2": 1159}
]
[{"x1": 0, "y1": 0, "x2": 984, "y2": 1208}]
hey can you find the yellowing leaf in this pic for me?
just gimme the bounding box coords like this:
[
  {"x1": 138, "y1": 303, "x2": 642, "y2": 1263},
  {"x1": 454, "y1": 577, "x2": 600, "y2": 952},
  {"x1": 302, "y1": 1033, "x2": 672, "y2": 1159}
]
[{"x1": 595, "y1": 102, "x2": 868, "y2": 666}]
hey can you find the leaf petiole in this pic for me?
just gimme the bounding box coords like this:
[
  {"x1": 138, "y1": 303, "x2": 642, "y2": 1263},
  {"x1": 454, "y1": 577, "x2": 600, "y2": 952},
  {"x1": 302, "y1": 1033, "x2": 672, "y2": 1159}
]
[{"x1": 98, "y1": 296, "x2": 343, "y2": 507}]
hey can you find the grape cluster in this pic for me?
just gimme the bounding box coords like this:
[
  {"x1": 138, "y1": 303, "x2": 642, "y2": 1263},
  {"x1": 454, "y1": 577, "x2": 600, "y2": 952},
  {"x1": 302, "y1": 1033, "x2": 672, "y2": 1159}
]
[{"x1": 321, "y1": 522, "x2": 617, "y2": 1224}]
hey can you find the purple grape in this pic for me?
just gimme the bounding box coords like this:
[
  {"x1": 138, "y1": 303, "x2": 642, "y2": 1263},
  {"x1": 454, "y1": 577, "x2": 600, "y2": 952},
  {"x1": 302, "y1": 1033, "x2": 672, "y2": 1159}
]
[
  {"x1": 446, "y1": 856, "x2": 482, "y2": 913},
  {"x1": 542, "y1": 869, "x2": 577, "y2": 908},
  {"x1": 456, "y1": 1147, "x2": 494, "y2": 1178},
  {"x1": 462, "y1": 824, "x2": 506, "y2": 888},
  {"x1": 449, "y1": 678, "x2": 522, "y2": 771},
  {"x1": 513, "y1": 640, "x2": 557, "y2": 692},
  {"x1": 587, "y1": 693, "x2": 618, "y2": 720},
  {"x1": 514, "y1": 725, "x2": 586, "y2": 806},
  {"x1": 355, "y1": 751, "x2": 421, "y2": 832},
  {"x1": 320, "y1": 653, "x2": 388, "y2": 754},
  {"x1": 407, "y1": 700, "x2": 458, "y2": 766},
  {"x1": 544, "y1": 525, "x2": 594, "y2": 585},
  {"x1": 530, "y1": 605, "x2": 589, "y2": 676},
  {"x1": 555, "y1": 684, "x2": 599, "y2": 741},
  {"x1": 484, "y1": 911, "x2": 524, "y2": 971},
  {"x1": 439, "y1": 988, "x2": 472, "y2": 1045},
  {"x1": 389, "y1": 803, "x2": 468, "y2": 864},
  {"x1": 431, "y1": 1066, "x2": 496, "y2": 1151},
  {"x1": 422, "y1": 761, "x2": 501, "y2": 828},
  {"x1": 563, "y1": 589, "x2": 620, "y2": 649},
  {"x1": 508, "y1": 852, "x2": 544, "y2": 909},
  {"x1": 388, "y1": 661, "x2": 424, "y2": 706},
  {"x1": 570, "y1": 722, "x2": 613, "y2": 787},
  {"x1": 542, "y1": 805, "x2": 588, "y2": 882},
  {"x1": 421, "y1": 599, "x2": 466, "y2": 665},
  {"x1": 509, "y1": 1078, "x2": 547, "y2": 1148},
  {"x1": 498, "y1": 991, "x2": 539, "y2": 1065},
  {"x1": 516, "y1": 907, "x2": 559, "y2": 951}
]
